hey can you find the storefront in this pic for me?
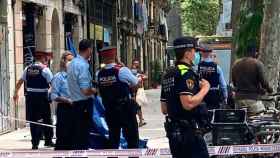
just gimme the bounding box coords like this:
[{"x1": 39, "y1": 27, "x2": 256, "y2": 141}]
[
  {"x1": 22, "y1": 3, "x2": 36, "y2": 67},
  {"x1": 87, "y1": 0, "x2": 116, "y2": 71},
  {"x1": 22, "y1": 2, "x2": 51, "y2": 67}
]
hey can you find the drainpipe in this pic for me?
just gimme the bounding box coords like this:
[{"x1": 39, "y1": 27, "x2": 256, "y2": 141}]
[
  {"x1": 102, "y1": 0, "x2": 104, "y2": 42},
  {"x1": 11, "y1": 0, "x2": 18, "y2": 130},
  {"x1": 86, "y1": 0, "x2": 89, "y2": 40}
]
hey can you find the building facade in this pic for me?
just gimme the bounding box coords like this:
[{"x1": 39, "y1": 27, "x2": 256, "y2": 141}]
[
  {"x1": 216, "y1": 0, "x2": 232, "y2": 37},
  {"x1": 166, "y1": 1, "x2": 182, "y2": 67},
  {"x1": 86, "y1": 0, "x2": 169, "y2": 86},
  {"x1": 1, "y1": 0, "x2": 170, "y2": 133},
  {"x1": 0, "y1": 0, "x2": 85, "y2": 132},
  {"x1": 0, "y1": 0, "x2": 10, "y2": 134},
  {"x1": 117, "y1": 0, "x2": 169, "y2": 87}
]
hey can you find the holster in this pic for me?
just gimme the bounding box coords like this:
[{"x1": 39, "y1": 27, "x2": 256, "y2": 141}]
[
  {"x1": 164, "y1": 116, "x2": 211, "y2": 138},
  {"x1": 164, "y1": 117, "x2": 186, "y2": 144},
  {"x1": 165, "y1": 117, "x2": 205, "y2": 144}
]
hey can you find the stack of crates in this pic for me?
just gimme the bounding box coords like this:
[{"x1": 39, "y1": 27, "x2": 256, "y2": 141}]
[{"x1": 212, "y1": 109, "x2": 249, "y2": 145}]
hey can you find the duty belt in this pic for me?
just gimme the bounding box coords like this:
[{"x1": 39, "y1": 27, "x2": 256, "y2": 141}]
[
  {"x1": 166, "y1": 116, "x2": 205, "y2": 135},
  {"x1": 26, "y1": 88, "x2": 48, "y2": 93},
  {"x1": 166, "y1": 117, "x2": 195, "y2": 128}
]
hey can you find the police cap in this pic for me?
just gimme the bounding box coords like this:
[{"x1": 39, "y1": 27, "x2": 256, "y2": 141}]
[
  {"x1": 34, "y1": 51, "x2": 53, "y2": 59},
  {"x1": 99, "y1": 46, "x2": 117, "y2": 58},
  {"x1": 173, "y1": 36, "x2": 198, "y2": 50},
  {"x1": 196, "y1": 44, "x2": 212, "y2": 53}
]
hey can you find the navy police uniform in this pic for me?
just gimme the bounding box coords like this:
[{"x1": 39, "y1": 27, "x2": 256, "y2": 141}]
[
  {"x1": 198, "y1": 61, "x2": 220, "y2": 109},
  {"x1": 97, "y1": 47, "x2": 139, "y2": 152},
  {"x1": 22, "y1": 62, "x2": 54, "y2": 148},
  {"x1": 161, "y1": 37, "x2": 209, "y2": 158},
  {"x1": 197, "y1": 45, "x2": 228, "y2": 110}
]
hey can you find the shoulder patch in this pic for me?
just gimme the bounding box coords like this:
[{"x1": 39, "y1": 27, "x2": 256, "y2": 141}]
[
  {"x1": 186, "y1": 79, "x2": 195, "y2": 90},
  {"x1": 177, "y1": 64, "x2": 190, "y2": 76}
]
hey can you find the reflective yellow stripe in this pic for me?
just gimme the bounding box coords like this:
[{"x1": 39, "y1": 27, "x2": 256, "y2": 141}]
[{"x1": 177, "y1": 64, "x2": 189, "y2": 76}]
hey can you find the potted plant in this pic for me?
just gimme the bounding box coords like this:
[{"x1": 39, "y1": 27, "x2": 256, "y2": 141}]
[{"x1": 151, "y1": 60, "x2": 162, "y2": 89}]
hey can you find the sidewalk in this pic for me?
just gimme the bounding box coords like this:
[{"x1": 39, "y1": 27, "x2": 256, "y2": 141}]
[
  {"x1": 0, "y1": 89, "x2": 169, "y2": 151},
  {"x1": 0, "y1": 127, "x2": 53, "y2": 150}
]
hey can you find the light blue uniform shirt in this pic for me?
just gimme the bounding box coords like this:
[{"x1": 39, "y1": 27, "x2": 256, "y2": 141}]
[
  {"x1": 51, "y1": 71, "x2": 70, "y2": 101},
  {"x1": 67, "y1": 55, "x2": 93, "y2": 102},
  {"x1": 203, "y1": 58, "x2": 228, "y2": 99},
  {"x1": 21, "y1": 62, "x2": 53, "y2": 83},
  {"x1": 96, "y1": 63, "x2": 139, "y2": 87}
]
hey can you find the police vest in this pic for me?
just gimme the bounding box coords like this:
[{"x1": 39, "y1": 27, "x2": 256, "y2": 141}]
[
  {"x1": 26, "y1": 64, "x2": 49, "y2": 93},
  {"x1": 198, "y1": 61, "x2": 220, "y2": 90},
  {"x1": 198, "y1": 61, "x2": 222, "y2": 107},
  {"x1": 162, "y1": 64, "x2": 200, "y2": 120},
  {"x1": 97, "y1": 65, "x2": 130, "y2": 105}
]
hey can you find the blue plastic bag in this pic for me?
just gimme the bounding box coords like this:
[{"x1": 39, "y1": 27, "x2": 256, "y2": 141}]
[{"x1": 89, "y1": 96, "x2": 147, "y2": 149}]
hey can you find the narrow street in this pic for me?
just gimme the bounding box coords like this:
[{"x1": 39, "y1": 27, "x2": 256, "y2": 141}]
[
  {"x1": 3, "y1": 0, "x2": 280, "y2": 157},
  {"x1": 0, "y1": 89, "x2": 169, "y2": 152},
  {"x1": 139, "y1": 89, "x2": 168, "y2": 149}
]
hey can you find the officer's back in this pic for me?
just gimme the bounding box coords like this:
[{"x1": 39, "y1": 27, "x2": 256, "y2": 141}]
[
  {"x1": 98, "y1": 64, "x2": 130, "y2": 106},
  {"x1": 97, "y1": 46, "x2": 140, "y2": 151}
]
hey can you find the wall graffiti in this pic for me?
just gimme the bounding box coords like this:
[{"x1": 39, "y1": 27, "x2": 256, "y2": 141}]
[{"x1": 23, "y1": 4, "x2": 35, "y2": 67}]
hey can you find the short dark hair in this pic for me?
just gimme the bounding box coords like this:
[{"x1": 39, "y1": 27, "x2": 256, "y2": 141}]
[
  {"x1": 79, "y1": 39, "x2": 92, "y2": 52},
  {"x1": 173, "y1": 36, "x2": 196, "y2": 60},
  {"x1": 174, "y1": 48, "x2": 192, "y2": 60}
]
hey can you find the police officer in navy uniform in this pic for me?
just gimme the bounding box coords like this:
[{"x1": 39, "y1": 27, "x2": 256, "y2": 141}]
[
  {"x1": 161, "y1": 37, "x2": 210, "y2": 158},
  {"x1": 197, "y1": 45, "x2": 228, "y2": 110},
  {"x1": 13, "y1": 51, "x2": 54, "y2": 150},
  {"x1": 97, "y1": 46, "x2": 140, "y2": 153}
]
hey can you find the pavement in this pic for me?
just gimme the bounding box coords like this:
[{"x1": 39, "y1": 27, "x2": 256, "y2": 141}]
[{"x1": 0, "y1": 89, "x2": 170, "y2": 156}]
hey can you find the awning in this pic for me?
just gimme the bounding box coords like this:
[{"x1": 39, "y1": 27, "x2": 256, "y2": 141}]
[
  {"x1": 23, "y1": 0, "x2": 51, "y2": 7},
  {"x1": 64, "y1": 0, "x2": 81, "y2": 15}
]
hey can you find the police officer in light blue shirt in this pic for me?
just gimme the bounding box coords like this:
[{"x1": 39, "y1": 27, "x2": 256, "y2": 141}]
[
  {"x1": 67, "y1": 39, "x2": 96, "y2": 150},
  {"x1": 51, "y1": 51, "x2": 74, "y2": 150},
  {"x1": 13, "y1": 51, "x2": 54, "y2": 149},
  {"x1": 198, "y1": 45, "x2": 228, "y2": 109},
  {"x1": 97, "y1": 46, "x2": 140, "y2": 150}
]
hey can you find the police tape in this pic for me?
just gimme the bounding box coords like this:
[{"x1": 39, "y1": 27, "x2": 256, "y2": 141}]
[
  {"x1": 2, "y1": 114, "x2": 280, "y2": 157},
  {"x1": 0, "y1": 144, "x2": 280, "y2": 157},
  {"x1": 0, "y1": 114, "x2": 56, "y2": 128}
]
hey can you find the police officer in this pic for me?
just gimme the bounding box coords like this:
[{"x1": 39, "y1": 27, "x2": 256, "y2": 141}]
[
  {"x1": 51, "y1": 51, "x2": 74, "y2": 150},
  {"x1": 97, "y1": 46, "x2": 140, "y2": 152},
  {"x1": 197, "y1": 45, "x2": 228, "y2": 109},
  {"x1": 13, "y1": 51, "x2": 54, "y2": 150},
  {"x1": 161, "y1": 37, "x2": 210, "y2": 158},
  {"x1": 67, "y1": 39, "x2": 96, "y2": 150}
]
